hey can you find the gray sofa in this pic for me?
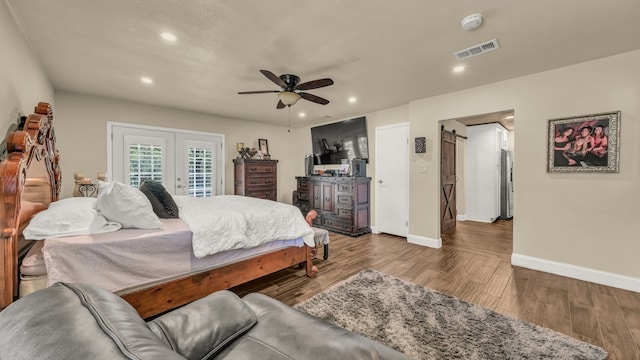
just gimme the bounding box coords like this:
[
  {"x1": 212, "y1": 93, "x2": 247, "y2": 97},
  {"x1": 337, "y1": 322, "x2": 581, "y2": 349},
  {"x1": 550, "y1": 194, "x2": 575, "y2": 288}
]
[{"x1": 0, "y1": 283, "x2": 409, "y2": 359}]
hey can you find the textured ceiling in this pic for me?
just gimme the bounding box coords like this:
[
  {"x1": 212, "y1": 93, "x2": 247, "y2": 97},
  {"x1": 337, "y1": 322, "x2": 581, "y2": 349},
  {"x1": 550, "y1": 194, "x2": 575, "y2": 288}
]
[{"x1": 7, "y1": 0, "x2": 640, "y2": 128}]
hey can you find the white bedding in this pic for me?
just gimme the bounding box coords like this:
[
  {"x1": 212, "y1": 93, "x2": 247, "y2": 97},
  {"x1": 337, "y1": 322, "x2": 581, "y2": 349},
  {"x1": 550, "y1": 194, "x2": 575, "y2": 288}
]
[
  {"x1": 43, "y1": 219, "x2": 305, "y2": 293},
  {"x1": 173, "y1": 195, "x2": 315, "y2": 258}
]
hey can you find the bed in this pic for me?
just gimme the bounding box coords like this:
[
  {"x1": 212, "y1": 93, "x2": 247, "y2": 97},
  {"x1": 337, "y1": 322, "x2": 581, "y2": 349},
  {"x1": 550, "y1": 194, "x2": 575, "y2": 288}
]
[{"x1": 0, "y1": 102, "x2": 318, "y2": 318}]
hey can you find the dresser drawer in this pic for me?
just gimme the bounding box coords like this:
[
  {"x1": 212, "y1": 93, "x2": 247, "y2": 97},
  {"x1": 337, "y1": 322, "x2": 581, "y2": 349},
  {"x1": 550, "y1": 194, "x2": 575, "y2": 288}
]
[
  {"x1": 245, "y1": 164, "x2": 276, "y2": 175},
  {"x1": 336, "y1": 194, "x2": 352, "y2": 207},
  {"x1": 322, "y1": 217, "x2": 352, "y2": 232},
  {"x1": 246, "y1": 189, "x2": 276, "y2": 200},
  {"x1": 297, "y1": 191, "x2": 310, "y2": 201},
  {"x1": 297, "y1": 178, "x2": 309, "y2": 190},
  {"x1": 336, "y1": 182, "x2": 352, "y2": 193},
  {"x1": 246, "y1": 177, "x2": 276, "y2": 186},
  {"x1": 245, "y1": 185, "x2": 276, "y2": 194},
  {"x1": 336, "y1": 207, "x2": 352, "y2": 219}
]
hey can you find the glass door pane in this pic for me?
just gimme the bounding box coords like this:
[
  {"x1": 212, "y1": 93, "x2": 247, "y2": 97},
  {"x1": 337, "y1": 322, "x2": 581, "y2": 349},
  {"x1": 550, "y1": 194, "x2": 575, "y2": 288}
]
[
  {"x1": 176, "y1": 134, "x2": 222, "y2": 196},
  {"x1": 128, "y1": 143, "x2": 163, "y2": 187},
  {"x1": 187, "y1": 145, "x2": 214, "y2": 197}
]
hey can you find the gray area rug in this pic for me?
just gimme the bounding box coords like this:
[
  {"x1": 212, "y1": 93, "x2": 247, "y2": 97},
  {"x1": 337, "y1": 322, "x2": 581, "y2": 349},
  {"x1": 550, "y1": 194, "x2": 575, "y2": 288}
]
[{"x1": 295, "y1": 269, "x2": 607, "y2": 360}]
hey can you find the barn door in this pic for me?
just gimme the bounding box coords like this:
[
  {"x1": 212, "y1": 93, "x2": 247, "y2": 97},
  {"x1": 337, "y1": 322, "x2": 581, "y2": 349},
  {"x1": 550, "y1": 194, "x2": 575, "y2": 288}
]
[{"x1": 441, "y1": 127, "x2": 457, "y2": 233}]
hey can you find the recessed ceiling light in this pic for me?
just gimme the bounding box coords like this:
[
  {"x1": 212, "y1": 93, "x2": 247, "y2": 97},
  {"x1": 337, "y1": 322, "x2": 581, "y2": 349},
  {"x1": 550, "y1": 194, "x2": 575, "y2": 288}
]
[
  {"x1": 298, "y1": 112, "x2": 306, "y2": 118},
  {"x1": 140, "y1": 77, "x2": 153, "y2": 84},
  {"x1": 348, "y1": 96, "x2": 357, "y2": 104},
  {"x1": 160, "y1": 32, "x2": 177, "y2": 42},
  {"x1": 453, "y1": 65, "x2": 465, "y2": 73}
]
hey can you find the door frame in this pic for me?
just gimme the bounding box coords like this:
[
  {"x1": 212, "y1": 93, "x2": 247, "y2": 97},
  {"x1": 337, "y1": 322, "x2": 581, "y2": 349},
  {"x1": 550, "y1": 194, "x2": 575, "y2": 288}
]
[
  {"x1": 374, "y1": 122, "x2": 409, "y2": 236},
  {"x1": 107, "y1": 121, "x2": 225, "y2": 194}
]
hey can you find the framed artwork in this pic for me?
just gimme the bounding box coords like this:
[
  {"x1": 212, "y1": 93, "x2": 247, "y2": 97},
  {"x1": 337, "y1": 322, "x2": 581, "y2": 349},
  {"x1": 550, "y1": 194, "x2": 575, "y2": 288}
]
[
  {"x1": 258, "y1": 138, "x2": 269, "y2": 155},
  {"x1": 547, "y1": 111, "x2": 620, "y2": 173},
  {"x1": 414, "y1": 137, "x2": 426, "y2": 153}
]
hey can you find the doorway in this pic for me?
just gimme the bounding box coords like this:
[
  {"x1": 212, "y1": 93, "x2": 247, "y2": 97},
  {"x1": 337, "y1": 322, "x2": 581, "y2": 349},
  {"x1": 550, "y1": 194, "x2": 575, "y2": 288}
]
[
  {"x1": 108, "y1": 122, "x2": 225, "y2": 196},
  {"x1": 439, "y1": 110, "x2": 515, "y2": 242}
]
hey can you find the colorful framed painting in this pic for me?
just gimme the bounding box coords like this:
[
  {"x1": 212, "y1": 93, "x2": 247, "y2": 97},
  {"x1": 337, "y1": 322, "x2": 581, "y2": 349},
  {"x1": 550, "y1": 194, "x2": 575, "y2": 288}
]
[{"x1": 547, "y1": 111, "x2": 620, "y2": 173}]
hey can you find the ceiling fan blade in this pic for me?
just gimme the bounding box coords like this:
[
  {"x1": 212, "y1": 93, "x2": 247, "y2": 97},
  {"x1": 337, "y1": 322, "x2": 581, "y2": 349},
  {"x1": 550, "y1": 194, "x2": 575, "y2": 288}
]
[
  {"x1": 296, "y1": 78, "x2": 334, "y2": 91},
  {"x1": 260, "y1": 69, "x2": 286, "y2": 88},
  {"x1": 299, "y1": 92, "x2": 330, "y2": 105},
  {"x1": 276, "y1": 100, "x2": 286, "y2": 109},
  {"x1": 238, "y1": 90, "x2": 280, "y2": 94}
]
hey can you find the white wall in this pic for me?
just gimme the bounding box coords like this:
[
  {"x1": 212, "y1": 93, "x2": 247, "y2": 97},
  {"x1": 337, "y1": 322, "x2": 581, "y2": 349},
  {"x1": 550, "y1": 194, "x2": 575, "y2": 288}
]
[
  {"x1": 408, "y1": 50, "x2": 640, "y2": 287},
  {"x1": 4, "y1": 0, "x2": 639, "y2": 289},
  {"x1": 55, "y1": 91, "x2": 299, "y2": 200},
  {"x1": 0, "y1": 1, "x2": 53, "y2": 136}
]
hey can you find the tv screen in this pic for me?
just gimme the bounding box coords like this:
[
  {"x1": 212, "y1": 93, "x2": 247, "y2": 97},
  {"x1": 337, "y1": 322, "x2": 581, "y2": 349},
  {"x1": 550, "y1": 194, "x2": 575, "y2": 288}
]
[{"x1": 310, "y1": 116, "x2": 369, "y2": 165}]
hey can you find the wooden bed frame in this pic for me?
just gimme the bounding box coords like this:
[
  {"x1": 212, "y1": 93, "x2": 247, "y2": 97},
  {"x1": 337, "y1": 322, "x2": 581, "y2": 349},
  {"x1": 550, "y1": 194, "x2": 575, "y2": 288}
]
[{"x1": 0, "y1": 102, "x2": 318, "y2": 318}]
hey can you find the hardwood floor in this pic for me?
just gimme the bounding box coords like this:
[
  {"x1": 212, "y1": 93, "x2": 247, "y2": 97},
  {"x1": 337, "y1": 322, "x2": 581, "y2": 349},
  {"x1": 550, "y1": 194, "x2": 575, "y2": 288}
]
[{"x1": 232, "y1": 220, "x2": 640, "y2": 360}]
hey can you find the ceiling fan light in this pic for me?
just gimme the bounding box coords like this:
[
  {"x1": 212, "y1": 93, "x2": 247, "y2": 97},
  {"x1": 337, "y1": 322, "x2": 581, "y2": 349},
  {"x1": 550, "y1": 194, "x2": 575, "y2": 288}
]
[{"x1": 278, "y1": 91, "x2": 301, "y2": 106}]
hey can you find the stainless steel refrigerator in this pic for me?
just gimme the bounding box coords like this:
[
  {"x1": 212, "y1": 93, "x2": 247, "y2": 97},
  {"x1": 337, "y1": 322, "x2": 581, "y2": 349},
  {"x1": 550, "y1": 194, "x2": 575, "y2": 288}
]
[{"x1": 499, "y1": 149, "x2": 514, "y2": 220}]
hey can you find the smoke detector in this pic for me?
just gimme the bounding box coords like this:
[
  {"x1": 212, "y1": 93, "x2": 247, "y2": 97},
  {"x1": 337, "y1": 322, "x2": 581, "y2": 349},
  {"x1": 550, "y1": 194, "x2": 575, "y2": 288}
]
[{"x1": 461, "y1": 13, "x2": 483, "y2": 31}]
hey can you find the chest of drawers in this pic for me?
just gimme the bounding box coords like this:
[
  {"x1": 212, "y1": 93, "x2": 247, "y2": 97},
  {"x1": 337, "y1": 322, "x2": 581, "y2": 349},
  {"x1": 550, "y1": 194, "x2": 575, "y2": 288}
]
[
  {"x1": 294, "y1": 176, "x2": 370, "y2": 236},
  {"x1": 234, "y1": 159, "x2": 278, "y2": 201}
]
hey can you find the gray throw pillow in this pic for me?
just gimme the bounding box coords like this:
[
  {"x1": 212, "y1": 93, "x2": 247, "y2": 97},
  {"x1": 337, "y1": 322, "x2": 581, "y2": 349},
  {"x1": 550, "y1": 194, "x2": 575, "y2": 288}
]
[{"x1": 139, "y1": 180, "x2": 179, "y2": 219}]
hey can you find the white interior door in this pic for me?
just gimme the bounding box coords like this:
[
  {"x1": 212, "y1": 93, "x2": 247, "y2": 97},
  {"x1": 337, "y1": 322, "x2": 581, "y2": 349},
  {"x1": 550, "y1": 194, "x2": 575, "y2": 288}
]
[{"x1": 375, "y1": 123, "x2": 409, "y2": 237}]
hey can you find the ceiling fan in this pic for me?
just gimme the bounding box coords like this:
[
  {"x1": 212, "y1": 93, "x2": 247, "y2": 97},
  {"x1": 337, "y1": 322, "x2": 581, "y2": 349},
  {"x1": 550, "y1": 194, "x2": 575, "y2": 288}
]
[{"x1": 238, "y1": 70, "x2": 334, "y2": 109}]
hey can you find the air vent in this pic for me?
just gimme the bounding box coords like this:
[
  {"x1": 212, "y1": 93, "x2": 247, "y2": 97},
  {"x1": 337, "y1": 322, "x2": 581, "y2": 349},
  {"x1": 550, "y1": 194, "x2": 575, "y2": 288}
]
[{"x1": 454, "y1": 39, "x2": 500, "y2": 60}]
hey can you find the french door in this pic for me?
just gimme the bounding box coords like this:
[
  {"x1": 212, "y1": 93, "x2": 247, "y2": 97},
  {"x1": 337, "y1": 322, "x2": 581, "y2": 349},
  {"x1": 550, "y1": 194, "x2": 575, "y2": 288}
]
[{"x1": 109, "y1": 122, "x2": 224, "y2": 196}]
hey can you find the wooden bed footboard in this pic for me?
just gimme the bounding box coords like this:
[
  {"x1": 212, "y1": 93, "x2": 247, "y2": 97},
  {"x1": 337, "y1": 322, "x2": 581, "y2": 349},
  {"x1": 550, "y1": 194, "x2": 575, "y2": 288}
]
[{"x1": 122, "y1": 244, "x2": 317, "y2": 318}]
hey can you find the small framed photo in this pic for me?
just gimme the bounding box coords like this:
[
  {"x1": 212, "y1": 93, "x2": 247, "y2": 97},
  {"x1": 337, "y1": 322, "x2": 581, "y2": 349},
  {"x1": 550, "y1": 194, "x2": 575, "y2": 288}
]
[
  {"x1": 415, "y1": 137, "x2": 426, "y2": 153},
  {"x1": 339, "y1": 159, "x2": 350, "y2": 175},
  {"x1": 258, "y1": 139, "x2": 269, "y2": 155},
  {"x1": 547, "y1": 111, "x2": 620, "y2": 173}
]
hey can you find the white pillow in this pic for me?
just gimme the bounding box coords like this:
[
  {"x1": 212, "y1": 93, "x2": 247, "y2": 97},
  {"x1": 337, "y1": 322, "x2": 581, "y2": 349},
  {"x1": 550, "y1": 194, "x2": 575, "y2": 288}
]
[
  {"x1": 96, "y1": 181, "x2": 163, "y2": 229},
  {"x1": 23, "y1": 197, "x2": 122, "y2": 240},
  {"x1": 97, "y1": 180, "x2": 113, "y2": 200}
]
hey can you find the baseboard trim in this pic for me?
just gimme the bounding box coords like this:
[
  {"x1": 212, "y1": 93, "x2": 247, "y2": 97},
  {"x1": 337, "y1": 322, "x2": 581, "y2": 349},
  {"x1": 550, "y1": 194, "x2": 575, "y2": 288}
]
[
  {"x1": 511, "y1": 253, "x2": 640, "y2": 292},
  {"x1": 456, "y1": 214, "x2": 467, "y2": 221},
  {"x1": 370, "y1": 225, "x2": 379, "y2": 234},
  {"x1": 464, "y1": 217, "x2": 494, "y2": 223},
  {"x1": 407, "y1": 234, "x2": 442, "y2": 249}
]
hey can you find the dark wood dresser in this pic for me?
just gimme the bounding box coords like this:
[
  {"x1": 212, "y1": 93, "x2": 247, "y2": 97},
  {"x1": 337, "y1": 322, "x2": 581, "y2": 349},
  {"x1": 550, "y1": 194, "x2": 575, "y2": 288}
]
[
  {"x1": 234, "y1": 159, "x2": 278, "y2": 201},
  {"x1": 294, "y1": 176, "x2": 371, "y2": 236}
]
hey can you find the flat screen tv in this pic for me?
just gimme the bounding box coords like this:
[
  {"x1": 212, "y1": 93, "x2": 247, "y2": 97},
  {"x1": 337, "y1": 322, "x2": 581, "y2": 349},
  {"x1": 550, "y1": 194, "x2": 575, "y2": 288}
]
[{"x1": 310, "y1": 116, "x2": 369, "y2": 165}]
